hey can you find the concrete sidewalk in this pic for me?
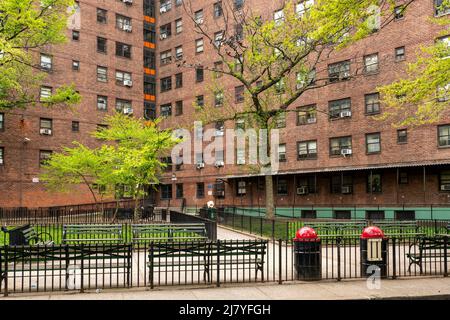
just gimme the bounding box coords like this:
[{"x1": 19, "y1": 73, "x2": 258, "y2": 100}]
[{"x1": 2, "y1": 277, "x2": 450, "y2": 300}]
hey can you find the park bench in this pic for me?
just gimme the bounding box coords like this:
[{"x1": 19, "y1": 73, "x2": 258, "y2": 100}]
[
  {"x1": 147, "y1": 240, "x2": 268, "y2": 286},
  {"x1": 406, "y1": 236, "x2": 450, "y2": 274},
  {"x1": 370, "y1": 220, "x2": 420, "y2": 236},
  {"x1": 62, "y1": 224, "x2": 124, "y2": 244},
  {"x1": 0, "y1": 244, "x2": 132, "y2": 292},
  {"x1": 131, "y1": 223, "x2": 208, "y2": 243},
  {"x1": 301, "y1": 221, "x2": 368, "y2": 238},
  {"x1": 1, "y1": 225, "x2": 53, "y2": 246}
]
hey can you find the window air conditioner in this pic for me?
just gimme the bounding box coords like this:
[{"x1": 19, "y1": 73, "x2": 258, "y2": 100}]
[
  {"x1": 123, "y1": 25, "x2": 132, "y2": 32},
  {"x1": 124, "y1": 79, "x2": 133, "y2": 87},
  {"x1": 296, "y1": 186, "x2": 308, "y2": 195},
  {"x1": 341, "y1": 186, "x2": 352, "y2": 194},
  {"x1": 341, "y1": 148, "x2": 352, "y2": 156},
  {"x1": 340, "y1": 111, "x2": 352, "y2": 118},
  {"x1": 215, "y1": 161, "x2": 224, "y2": 167},
  {"x1": 40, "y1": 128, "x2": 52, "y2": 135}
]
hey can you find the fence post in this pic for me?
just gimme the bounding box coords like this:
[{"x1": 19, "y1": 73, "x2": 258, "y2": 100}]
[
  {"x1": 260, "y1": 217, "x2": 263, "y2": 237},
  {"x1": 337, "y1": 237, "x2": 341, "y2": 281},
  {"x1": 216, "y1": 240, "x2": 221, "y2": 287},
  {"x1": 150, "y1": 242, "x2": 154, "y2": 289},
  {"x1": 80, "y1": 244, "x2": 84, "y2": 293},
  {"x1": 444, "y1": 236, "x2": 448, "y2": 278},
  {"x1": 3, "y1": 246, "x2": 8, "y2": 297},
  {"x1": 392, "y1": 238, "x2": 397, "y2": 280},
  {"x1": 249, "y1": 215, "x2": 252, "y2": 234},
  {"x1": 272, "y1": 220, "x2": 275, "y2": 240},
  {"x1": 278, "y1": 239, "x2": 282, "y2": 285}
]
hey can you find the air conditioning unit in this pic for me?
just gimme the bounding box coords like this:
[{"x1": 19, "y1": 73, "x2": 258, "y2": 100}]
[
  {"x1": 441, "y1": 184, "x2": 450, "y2": 191},
  {"x1": 196, "y1": 19, "x2": 204, "y2": 24},
  {"x1": 215, "y1": 130, "x2": 224, "y2": 136},
  {"x1": 40, "y1": 128, "x2": 52, "y2": 135},
  {"x1": 297, "y1": 186, "x2": 308, "y2": 195},
  {"x1": 307, "y1": 118, "x2": 317, "y2": 124},
  {"x1": 237, "y1": 159, "x2": 246, "y2": 165},
  {"x1": 123, "y1": 25, "x2": 132, "y2": 32},
  {"x1": 160, "y1": 7, "x2": 167, "y2": 13},
  {"x1": 341, "y1": 186, "x2": 352, "y2": 194},
  {"x1": 196, "y1": 163, "x2": 205, "y2": 169},
  {"x1": 215, "y1": 161, "x2": 225, "y2": 168},
  {"x1": 122, "y1": 0, "x2": 133, "y2": 4},
  {"x1": 160, "y1": 33, "x2": 167, "y2": 40},
  {"x1": 123, "y1": 107, "x2": 133, "y2": 115},
  {"x1": 0, "y1": 159, "x2": 3, "y2": 165},
  {"x1": 341, "y1": 148, "x2": 352, "y2": 156},
  {"x1": 124, "y1": 79, "x2": 133, "y2": 87},
  {"x1": 340, "y1": 111, "x2": 352, "y2": 118}
]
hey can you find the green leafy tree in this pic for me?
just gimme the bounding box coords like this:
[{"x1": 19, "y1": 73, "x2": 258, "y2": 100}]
[
  {"x1": 181, "y1": 0, "x2": 406, "y2": 218},
  {"x1": 378, "y1": 0, "x2": 450, "y2": 126},
  {"x1": 41, "y1": 114, "x2": 180, "y2": 219},
  {"x1": 0, "y1": 0, "x2": 80, "y2": 110}
]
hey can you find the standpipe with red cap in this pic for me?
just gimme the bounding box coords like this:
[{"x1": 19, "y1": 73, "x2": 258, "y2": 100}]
[
  {"x1": 360, "y1": 225, "x2": 388, "y2": 278},
  {"x1": 294, "y1": 226, "x2": 319, "y2": 241},
  {"x1": 361, "y1": 226, "x2": 385, "y2": 239}
]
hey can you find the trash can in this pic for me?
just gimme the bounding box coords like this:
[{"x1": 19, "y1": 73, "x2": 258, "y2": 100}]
[
  {"x1": 293, "y1": 227, "x2": 322, "y2": 281},
  {"x1": 360, "y1": 226, "x2": 387, "y2": 278},
  {"x1": 207, "y1": 207, "x2": 217, "y2": 220},
  {"x1": 1, "y1": 224, "x2": 30, "y2": 245}
]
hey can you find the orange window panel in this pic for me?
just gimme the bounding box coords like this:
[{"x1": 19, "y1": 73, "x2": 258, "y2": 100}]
[
  {"x1": 144, "y1": 68, "x2": 156, "y2": 75},
  {"x1": 144, "y1": 94, "x2": 156, "y2": 101},
  {"x1": 144, "y1": 41, "x2": 155, "y2": 49},
  {"x1": 144, "y1": 16, "x2": 155, "y2": 24}
]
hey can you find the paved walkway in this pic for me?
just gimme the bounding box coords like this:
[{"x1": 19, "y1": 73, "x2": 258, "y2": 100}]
[{"x1": 2, "y1": 277, "x2": 450, "y2": 300}]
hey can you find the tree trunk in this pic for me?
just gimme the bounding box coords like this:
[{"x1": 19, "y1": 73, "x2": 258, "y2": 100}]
[{"x1": 265, "y1": 175, "x2": 275, "y2": 219}]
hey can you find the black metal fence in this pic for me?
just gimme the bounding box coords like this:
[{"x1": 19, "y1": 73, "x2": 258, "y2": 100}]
[
  {"x1": 170, "y1": 210, "x2": 217, "y2": 241},
  {"x1": 1, "y1": 235, "x2": 448, "y2": 296}
]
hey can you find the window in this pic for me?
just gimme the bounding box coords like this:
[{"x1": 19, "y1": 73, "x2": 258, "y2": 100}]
[
  {"x1": 0, "y1": 113, "x2": 4, "y2": 131},
  {"x1": 214, "y1": 2, "x2": 223, "y2": 18},
  {"x1": 364, "y1": 53, "x2": 379, "y2": 74},
  {"x1": 214, "y1": 90, "x2": 224, "y2": 107},
  {"x1": 115, "y1": 71, "x2": 132, "y2": 86},
  {"x1": 278, "y1": 144, "x2": 286, "y2": 162},
  {"x1": 234, "y1": 0, "x2": 244, "y2": 10},
  {"x1": 236, "y1": 180, "x2": 246, "y2": 196},
  {"x1": 275, "y1": 112, "x2": 286, "y2": 128},
  {"x1": 144, "y1": 102, "x2": 157, "y2": 120},
  {"x1": 330, "y1": 136, "x2": 352, "y2": 156},
  {"x1": 97, "y1": 96, "x2": 107, "y2": 111},
  {"x1": 328, "y1": 60, "x2": 350, "y2": 82},
  {"x1": 196, "y1": 68, "x2": 204, "y2": 82},
  {"x1": 236, "y1": 118, "x2": 245, "y2": 130},
  {"x1": 40, "y1": 54, "x2": 52, "y2": 70},
  {"x1": 195, "y1": 10, "x2": 204, "y2": 25},
  {"x1": 329, "y1": 98, "x2": 351, "y2": 119},
  {"x1": 161, "y1": 156, "x2": 172, "y2": 172},
  {"x1": 297, "y1": 140, "x2": 317, "y2": 160},
  {"x1": 97, "y1": 8, "x2": 107, "y2": 23},
  {"x1": 235, "y1": 85, "x2": 245, "y2": 103},
  {"x1": 97, "y1": 66, "x2": 108, "y2": 82},
  {"x1": 366, "y1": 133, "x2": 381, "y2": 154},
  {"x1": 296, "y1": 0, "x2": 314, "y2": 16},
  {"x1": 175, "y1": 19, "x2": 183, "y2": 34},
  {"x1": 196, "y1": 95, "x2": 204, "y2": 108},
  {"x1": 72, "y1": 60, "x2": 80, "y2": 71},
  {"x1": 394, "y1": 6, "x2": 404, "y2": 20},
  {"x1": 398, "y1": 171, "x2": 408, "y2": 184},
  {"x1": 72, "y1": 121, "x2": 79, "y2": 132},
  {"x1": 301, "y1": 210, "x2": 316, "y2": 219},
  {"x1": 438, "y1": 125, "x2": 450, "y2": 147},
  {"x1": 39, "y1": 150, "x2": 52, "y2": 166},
  {"x1": 331, "y1": 174, "x2": 353, "y2": 194},
  {"x1": 176, "y1": 184, "x2": 184, "y2": 198},
  {"x1": 160, "y1": 184, "x2": 172, "y2": 199},
  {"x1": 195, "y1": 152, "x2": 204, "y2": 164},
  {"x1": 116, "y1": 14, "x2": 132, "y2": 31},
  {"x1": 115, "y1": 99, "x2": 132, "y2": 113},
  {"x1": 214, "y1": 31, "x2": 224, "y2": 47},
  {"x1": 175, "y1": 46, "x2": 183, "y2": 60},
  {"x1": 144, "y1": 49, "x2": 156, "y2": 69},
  {"x1": 334, "y1": 211, "x2": 351, "y2": 219},
  {"x1": 196, "y1": 183, "x2": 205, "y2": 198},
  {"x1": 39, "y1": 118, "x2": 52, "y2": 135},
  {"x1": 160, "y1": 103, "x2": 172, "y2": 117},
  {"x1": 297, "y1": 176, "x2": 317, "y2": 194},
  {"x1": 367, "y1": 173, "x2": 382, "y2": 193},
  {"x1": 175, "y1": 101, "x2": 183, "y2": 116},
  {"x1": 397, "y1": 129, "x2": 407, "y2": 144},
  {"x1": 366, "y1": 210, "x2": 385, "y2": 220},
  {"x1": 297, "y1": 105, "x2": 317, "y2": 125},
  {"x1": 275, "y1": 78, "x2": 285, "y2": 94},
  {"x1": 40, "y1": 86, "x2": 52, "y2": 101},
  {"x1": 214, "y1": 61, "x2": 223, "y2": 78},
  {"x1": 160, "y1": 76, "x2": 172, "y2": 92},
  {"x1": 72, "y1": 30, "x2": 80, "y2": 41},
  {"x1": 395, "y1": 46, "x2": 405, "y2": 61},
  {"x1": 437, "y1": 35, "x2": 449, "y2": 59},
  {"x1": 435, "y1": 0, "x2": 450, "y2": 16},
  {"x1": 274, "y1": 9, "x2": 284, "y2": 24},
  {"x1": 160, "y1": 23, "x2": 171, "y2": 39},
  {"x1": 116, "y1": 42, "x2": 131, "y2": 58},
  {"x1": 0, "y1": 147, "x2": 4, "y2": 165},
  {"x1": 296, "y1": 69, "x2": 316, "y2": 89},
  {"x1": 214, "y1": 121, "x2": 225, "y2": 136},
  {"x1": 236, "y1": 148, "x2": 245, "y2": 165},
  {"x1": 365, "y1": 93, "x2": 380, "y2": 114},
  {"x1": 195, "y1": 38, "x2": 204, "y2": 53},
  {"x1": 175, "y1": 73, "x2": 183, "y2": 88},
  {"x1": 235, "y1": 24, "x2": 244, "y2": 41},
  {"x1": 97, "y1": 37, "x2": 107, "y2": 53},
  {"x1": 160, "y1": 0, "x2": 172, "y2": 13},
  {"x1": 395, "y1": 211, "x2": 415, "y2": 220},
  {"x1": 160, "y1": 50, "x2": 172, "y2": 65},
  {"x1": 143, "y1": 27, "x2": 156, "y2": 43},
  {"x1": 277, "y1": 178, "x2": 288, "y2": 195},
  {"x1": 439, "y1": 171, "x2": 450, "y2": 191}
]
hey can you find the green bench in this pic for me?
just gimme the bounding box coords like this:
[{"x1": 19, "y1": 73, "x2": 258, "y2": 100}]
[
  {"x1": 1, "y1": 225, "x2": 53, "y2": 246},
  {"x1": 148, "y1": 240, "x2": 268, "y2": 286},
  {"x1": 370, "y1": 220, "x2": 420, "y2": 236},
  {"x1": 0, "y1": 244, "x2": 132, "y2": 293},
  {"x1": 406, "y1": 236, "x2": 449, "y2": 274},
  {"x1": 301, "y1": 221, "x2": 368, "y2": 238},
  {"x1": 132, "y1": 223, "x2": 208, "y2": 243},
  {"x1": 62, "y1": 224, "x2": 124, "y2": 244}
]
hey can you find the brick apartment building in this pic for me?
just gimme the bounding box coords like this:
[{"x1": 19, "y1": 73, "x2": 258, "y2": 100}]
[{"x1": 0, "y1": 0, "x2": 449, "y2": 220}]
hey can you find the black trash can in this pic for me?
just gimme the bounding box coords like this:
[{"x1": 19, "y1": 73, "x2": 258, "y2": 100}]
[
  {"x1": 207, "y1": 208, "x2": 217, "y2": 220},
  {"x1": 360, "y1": 226, "x2": 388, "y2": 279},
  {"x1": 293, "y1": 227, "x2": 322, "y2": 281}
]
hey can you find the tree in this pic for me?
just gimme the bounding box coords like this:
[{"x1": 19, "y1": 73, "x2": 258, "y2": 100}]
[
  {"x1": 180, "y1": 0, "x2": 407, "y2": 218},
  {"x1": 0, "y1": 0, "x2": 80, "y2": 110},
  {"x1": 41, "y1": 114, "x2": 179, "y2": 219},
  {"x1": 378, "y1": 0, "x2": 450, "y2": 126}
]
